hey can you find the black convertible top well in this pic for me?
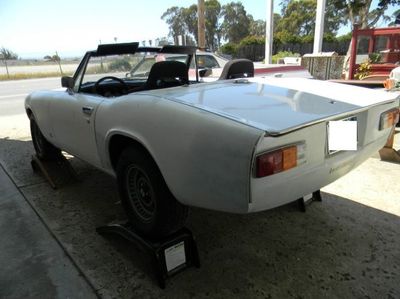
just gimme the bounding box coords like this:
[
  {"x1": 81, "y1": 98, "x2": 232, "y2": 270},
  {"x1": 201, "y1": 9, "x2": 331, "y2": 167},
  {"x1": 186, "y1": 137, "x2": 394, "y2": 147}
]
[
  {"x1": 136, "y1": 45, "x2": 197, "y2": 55},
  {"x1": 96, "y1": 42, "x2": 139, "y2": 55},
  {"x1": 159, "y1": 45, "x2": 197, "y2": 54},
  {"x1": 95, "y1": 43, "x2": 196, "y2": 56}
]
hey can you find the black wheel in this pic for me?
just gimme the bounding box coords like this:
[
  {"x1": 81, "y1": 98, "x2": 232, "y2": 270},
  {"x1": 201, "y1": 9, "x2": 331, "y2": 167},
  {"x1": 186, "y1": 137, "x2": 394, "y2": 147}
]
[
  {"x1": 30, "y1": 116, "x2": 61, "y2": 160},
  {"x1": 116, "y1": 146, "x2": 188, "y2": 238}
]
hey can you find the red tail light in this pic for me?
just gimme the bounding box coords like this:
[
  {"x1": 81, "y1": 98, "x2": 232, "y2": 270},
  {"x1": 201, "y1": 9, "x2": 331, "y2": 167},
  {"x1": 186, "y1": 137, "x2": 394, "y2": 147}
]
[{"x1": 256, "y1": 145, "x2": 298, "y2": 178}]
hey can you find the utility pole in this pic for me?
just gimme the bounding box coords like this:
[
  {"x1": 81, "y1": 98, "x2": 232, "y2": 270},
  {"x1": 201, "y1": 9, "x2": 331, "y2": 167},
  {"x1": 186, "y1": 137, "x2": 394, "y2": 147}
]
[
  {"x1": 313, "y1": 0, "x2": 326, "y2": 54},
  {"x1": 264, "y1": 0, "x2": 273, "y2": 64},
  {"x1": 198, "y1": 0, "x2": 206, "y2": 49}
]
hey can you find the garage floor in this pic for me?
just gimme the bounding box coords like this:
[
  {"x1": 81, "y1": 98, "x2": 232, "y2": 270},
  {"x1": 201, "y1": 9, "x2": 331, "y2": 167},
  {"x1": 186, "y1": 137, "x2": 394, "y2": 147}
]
[{"x1": 1, "y1": 116, "x2": 399, "y2": 298}]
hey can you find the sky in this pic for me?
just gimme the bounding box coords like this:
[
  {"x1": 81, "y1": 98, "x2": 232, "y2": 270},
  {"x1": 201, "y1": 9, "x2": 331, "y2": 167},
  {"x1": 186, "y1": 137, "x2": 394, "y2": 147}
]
[{"x1": 0, "y1": 0, "x2": 398, "y2": 59}]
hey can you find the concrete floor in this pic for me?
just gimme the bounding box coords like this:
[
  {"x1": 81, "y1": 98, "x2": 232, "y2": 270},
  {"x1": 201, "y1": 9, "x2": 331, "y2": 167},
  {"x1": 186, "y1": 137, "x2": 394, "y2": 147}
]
[
  {"x1": 1, "y1": 116, "x2": 399, "y2": 298},
  {"x1": 0, "y1": 164, "x2": 98, "y2": 299}
]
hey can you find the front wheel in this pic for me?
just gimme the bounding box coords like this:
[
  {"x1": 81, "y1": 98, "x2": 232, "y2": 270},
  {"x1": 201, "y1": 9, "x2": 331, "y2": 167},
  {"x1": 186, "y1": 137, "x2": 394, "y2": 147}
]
[
  {"x1": 116, "y1": 146, "x2": 188, "y2": 238},
  {"x1": 30, "y1": 117, "x2": 61, "y2": 160}
]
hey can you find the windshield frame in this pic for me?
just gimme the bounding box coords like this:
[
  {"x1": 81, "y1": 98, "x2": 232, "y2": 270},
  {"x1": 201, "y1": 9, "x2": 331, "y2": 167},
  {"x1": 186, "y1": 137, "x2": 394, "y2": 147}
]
[{"x1": 71, "y1": 44, "x2": 198, "y2": 95}]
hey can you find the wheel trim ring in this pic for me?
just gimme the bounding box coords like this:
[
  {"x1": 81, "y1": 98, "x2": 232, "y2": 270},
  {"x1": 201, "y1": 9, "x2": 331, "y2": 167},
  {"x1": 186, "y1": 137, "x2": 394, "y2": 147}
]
[{"x1": 125, "y1": 165, "x2": 156, "y2": 223}]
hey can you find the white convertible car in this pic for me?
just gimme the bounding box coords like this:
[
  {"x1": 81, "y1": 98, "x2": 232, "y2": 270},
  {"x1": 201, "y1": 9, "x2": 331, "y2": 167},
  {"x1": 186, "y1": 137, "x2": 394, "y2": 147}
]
[{"x1": 25, "y1": 43, "x2": 399, "y2": 237}]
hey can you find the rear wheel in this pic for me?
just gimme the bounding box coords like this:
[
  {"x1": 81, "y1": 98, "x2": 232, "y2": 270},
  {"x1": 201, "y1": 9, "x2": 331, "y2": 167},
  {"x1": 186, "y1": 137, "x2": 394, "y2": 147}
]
[
  {"x1": 30, "y1": 116, "x2": 61, "y2": 160},
  {"x1": 116, "y1": 146, "x2": 188, "y2": 238}
]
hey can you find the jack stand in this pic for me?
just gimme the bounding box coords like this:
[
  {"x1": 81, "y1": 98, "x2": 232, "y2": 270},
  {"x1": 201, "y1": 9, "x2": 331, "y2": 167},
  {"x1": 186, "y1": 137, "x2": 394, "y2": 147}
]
[
  {"x1": 96, "y1": 223, "x2": 200, "y2": 289},
  {"x1": 297, "y1": 191, "x2": 322, "y2": 212},
  {"x1": 31, "y1": 154, "x2": 78, "y2": 189}
]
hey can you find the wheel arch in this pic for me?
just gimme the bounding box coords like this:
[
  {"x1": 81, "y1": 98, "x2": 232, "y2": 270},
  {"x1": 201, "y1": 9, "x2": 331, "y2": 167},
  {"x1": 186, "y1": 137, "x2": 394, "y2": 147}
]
[
  {"x1": 26, "y1": 107, "x2": 36, "y2": 120},
  {"x1": 108, "y1": 133, "x2": 158, "y2": 173},
  {"x1": 107, "y1": 133, "x2": 180, "y2": 200}
]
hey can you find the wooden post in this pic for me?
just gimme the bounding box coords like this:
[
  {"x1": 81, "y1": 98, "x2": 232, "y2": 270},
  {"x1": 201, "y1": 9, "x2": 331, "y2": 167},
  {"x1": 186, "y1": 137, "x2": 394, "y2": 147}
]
[{"x1": 197, "y1": 0, "x2": 206, "y2": 50}]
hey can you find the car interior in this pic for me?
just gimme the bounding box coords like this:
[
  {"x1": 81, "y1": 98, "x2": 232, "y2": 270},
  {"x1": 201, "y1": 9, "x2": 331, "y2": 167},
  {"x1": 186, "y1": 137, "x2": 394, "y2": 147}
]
[
  {"x1": 62, "y1": 42, "x2": 253, "y2": 98},
  {"x1": 65, "y1": 43, "x2": 195, "y2": 97},
  {"x1": 218, "y1": 59, "x2": 254, "y2": 80},
  {"x1": 78, "y1": 60, "x2": 190, "y2": 97}
]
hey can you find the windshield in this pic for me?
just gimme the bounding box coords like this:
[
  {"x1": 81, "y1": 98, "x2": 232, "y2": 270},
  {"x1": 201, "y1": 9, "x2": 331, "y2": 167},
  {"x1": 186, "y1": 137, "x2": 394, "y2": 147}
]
[
  {"x1": 80, "y1": 52, "x2": 191, "y2": 87},
  {"x1": 75, "y1": 50, "x2": 194, "y2": 97},
  {"x1": 129, "y1": 54, "x2": 190, "y2": 78}
]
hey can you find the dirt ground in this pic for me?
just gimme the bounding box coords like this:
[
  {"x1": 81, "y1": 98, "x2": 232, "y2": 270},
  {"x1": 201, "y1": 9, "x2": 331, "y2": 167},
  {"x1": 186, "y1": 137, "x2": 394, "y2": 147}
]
[{"x1": 1, "y1": 116, "x2": 399, "y2": 298}]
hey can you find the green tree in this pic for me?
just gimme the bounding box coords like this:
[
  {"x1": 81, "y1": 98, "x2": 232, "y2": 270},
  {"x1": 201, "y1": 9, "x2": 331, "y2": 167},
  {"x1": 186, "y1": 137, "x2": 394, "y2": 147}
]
[
  {"x1": 249, "y1": 17, "x2": 265, "y2": 36},
  {"x1": 276, "y1": 0, "x2": 345, "y2": 39},
  {"x1": 325, "y1": 1, "x2": 348, "y2": 33},
  {"x1": 0, "y1": 47, "x2": 18, "y2": 79},
  {"x1": 248, "y1": 13, "x2": 282, "y2": 37},
  {"x1": 388, "y1": 8, "x2": 400, "y2": 26},
  {"x1": 277, "y1": 0, "x2": 315, "y2": 36},
  {"x1": 161, "y1": 6, "x2": 186, "y2": 45},
  {"x1": 182, "y1": 4, "x2": 199, "y2": 43},
  {"x1": 205, "y1": 0, "x2": 222, "y2": 50},
  {"x1": 221, "y1": 2, "x2": 250, "y2": 43},
  {"x1": 331, "y1": 0, "x2": 400, "y2": 29}
]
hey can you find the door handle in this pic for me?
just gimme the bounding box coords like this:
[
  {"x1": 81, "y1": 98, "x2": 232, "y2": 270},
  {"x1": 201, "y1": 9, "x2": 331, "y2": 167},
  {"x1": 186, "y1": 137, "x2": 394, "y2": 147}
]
[{"x1": 82, "y1": 106, "x2": 93, "y2": 116}]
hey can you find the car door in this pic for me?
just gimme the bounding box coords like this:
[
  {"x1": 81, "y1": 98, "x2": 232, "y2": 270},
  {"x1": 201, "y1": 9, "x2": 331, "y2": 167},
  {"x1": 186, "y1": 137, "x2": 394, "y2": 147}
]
[
  {"x1": 50, "y1": 89, "x2": 103, "y2": 168},
  {"x1": 49, "y1": 53, "x2": 104, "y2": 168}
]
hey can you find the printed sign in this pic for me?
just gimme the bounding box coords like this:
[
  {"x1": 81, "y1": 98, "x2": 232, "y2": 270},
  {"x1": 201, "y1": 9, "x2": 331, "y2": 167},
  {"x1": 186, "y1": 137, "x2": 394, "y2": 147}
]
[{"x1": 164, "y1": 241, "x2": 186, "y2": 272}]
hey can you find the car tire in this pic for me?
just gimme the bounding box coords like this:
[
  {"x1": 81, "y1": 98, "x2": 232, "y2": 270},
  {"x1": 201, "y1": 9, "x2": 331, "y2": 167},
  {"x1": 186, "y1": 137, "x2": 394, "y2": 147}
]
[
  {"x1": 30, "y1": 116, "x2": 61, "y2": 160},
  {"x1": 116, "y1": 146, "x2": 188, "y2": 238}
]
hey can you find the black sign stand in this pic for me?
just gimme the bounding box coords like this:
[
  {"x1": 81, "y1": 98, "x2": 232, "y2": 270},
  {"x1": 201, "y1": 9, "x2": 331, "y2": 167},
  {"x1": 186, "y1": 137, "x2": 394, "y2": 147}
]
[{"x1": 96, "y1": 223, "x2": 200, "y2": 289}]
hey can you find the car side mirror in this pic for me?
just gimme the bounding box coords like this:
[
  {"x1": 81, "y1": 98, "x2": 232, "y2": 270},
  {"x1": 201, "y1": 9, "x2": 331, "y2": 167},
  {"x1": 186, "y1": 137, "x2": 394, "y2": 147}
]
[
  {"x1": 61, "y1": 76, "x2": 74, "y2": 89},
  {"x1": 125, "y1": 72, "x2": 132, "y2": 78},
  {"x1": 199, "y1": 68, "x2": 212, "y2": 78}
]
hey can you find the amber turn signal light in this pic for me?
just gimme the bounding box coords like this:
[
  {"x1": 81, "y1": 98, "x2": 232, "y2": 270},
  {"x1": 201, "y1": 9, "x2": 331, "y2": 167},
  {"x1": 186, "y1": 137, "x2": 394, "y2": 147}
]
[
  {"x1": 379, "y1": 108, "x2": 399, "y2": 130},
  {"x1": 256, "y1": 143, "x2": 306, "y2": 178}
]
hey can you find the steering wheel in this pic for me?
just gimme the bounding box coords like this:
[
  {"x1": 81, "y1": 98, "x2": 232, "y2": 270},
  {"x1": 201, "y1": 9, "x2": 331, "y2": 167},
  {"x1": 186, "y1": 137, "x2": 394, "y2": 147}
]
[{"x1": 93, "y1": 76, "x2": 128, "y2": 96}]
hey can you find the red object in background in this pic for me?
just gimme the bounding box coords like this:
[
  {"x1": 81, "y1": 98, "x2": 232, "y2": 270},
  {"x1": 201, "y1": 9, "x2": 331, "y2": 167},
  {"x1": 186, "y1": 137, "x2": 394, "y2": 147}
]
[{"x1": 349, "y1": 26, "x2": 400, "y2": 80}]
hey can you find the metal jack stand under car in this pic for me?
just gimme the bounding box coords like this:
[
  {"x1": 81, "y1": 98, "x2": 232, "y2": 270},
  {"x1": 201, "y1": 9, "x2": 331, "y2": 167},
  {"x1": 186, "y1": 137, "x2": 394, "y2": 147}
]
[
  {"x1": 96, "y1": 223, "x2": 200, "y2": 289},
  {"x1": 297, "y1": 190, "x2": 322, "y2": 212},
  {"x1": 379, "y1": 128, "x2": 400, "y2": 163},
  {"x1": 31, "y1": 150, "x2": 320, "y2": 288},
  {"x1": 30, "y1": 153, "x2": 200, "y2": 289},
  {"x1": 31, "y1": 154, "x2": 79, "y2": 189}
]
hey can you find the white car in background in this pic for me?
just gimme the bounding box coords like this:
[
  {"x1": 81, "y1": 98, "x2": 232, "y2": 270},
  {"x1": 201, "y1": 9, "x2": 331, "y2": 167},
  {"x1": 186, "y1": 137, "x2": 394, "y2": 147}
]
[
  {"x1": 193, "y1": 51, "x2": 312, "y2": 80},
  {"x1": 126, "y1": 50, "x2": 228, "y2": 80},
  {"x1": 25, "y1": 42, "x2": 399, "y2": 238},
  {"x1": 128, "y1": 50, "x2": 311, "y2": 81}
]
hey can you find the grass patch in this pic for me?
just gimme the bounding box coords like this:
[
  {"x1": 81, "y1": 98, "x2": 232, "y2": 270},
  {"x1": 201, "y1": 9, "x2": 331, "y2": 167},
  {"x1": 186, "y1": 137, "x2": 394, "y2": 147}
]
[{"x1": 0, "y1": 71, "x2": 74, "y2": 81}]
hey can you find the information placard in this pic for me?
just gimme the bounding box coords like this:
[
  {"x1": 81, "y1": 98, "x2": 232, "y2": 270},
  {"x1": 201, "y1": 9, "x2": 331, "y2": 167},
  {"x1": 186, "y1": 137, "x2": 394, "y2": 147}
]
[{"x1": 164, "y1": 241, "x2": 186, "y2": 272}]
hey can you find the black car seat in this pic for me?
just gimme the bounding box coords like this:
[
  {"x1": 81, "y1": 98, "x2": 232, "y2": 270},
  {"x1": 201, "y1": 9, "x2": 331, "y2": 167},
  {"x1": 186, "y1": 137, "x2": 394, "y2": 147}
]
[
  {"x1": 145, "y1": 60, "x2": 189, "y2": 90},
  {"x1": 218, "y1": 59, "x2": 254, "y2": 80}
]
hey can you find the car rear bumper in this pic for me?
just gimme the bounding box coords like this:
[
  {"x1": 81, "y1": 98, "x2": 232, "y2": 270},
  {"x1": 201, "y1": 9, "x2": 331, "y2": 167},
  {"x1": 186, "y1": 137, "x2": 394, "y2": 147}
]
[{"x1": 248, "y1": 134, "x2": 389, "y2": 213}]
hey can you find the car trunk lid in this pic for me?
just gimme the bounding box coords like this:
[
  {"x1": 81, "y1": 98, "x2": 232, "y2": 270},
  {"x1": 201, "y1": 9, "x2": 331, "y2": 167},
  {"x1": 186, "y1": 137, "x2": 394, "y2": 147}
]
[{"x1": 151, "y1": 77, "x2": 399, "y2": 135}]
